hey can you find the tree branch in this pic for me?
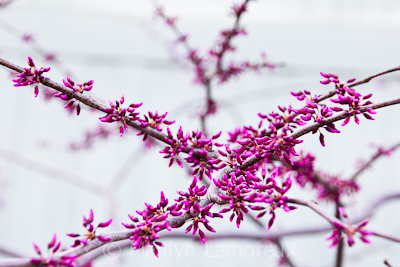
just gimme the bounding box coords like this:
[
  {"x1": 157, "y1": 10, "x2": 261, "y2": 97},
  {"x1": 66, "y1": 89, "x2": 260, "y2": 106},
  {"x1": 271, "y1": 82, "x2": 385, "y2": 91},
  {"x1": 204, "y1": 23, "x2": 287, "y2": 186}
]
[
  {"x1": 348, "y1": 142, "x2": 400, "y2": 181},
  {"x1": 290, "y1": 98, "x2": 400, "y2": 140},
  {"x1": 347, "y1": 66, "x2": 400, "y2": 88},
  {"x1": 0, "y1": 247, "x2": 23, "y2": 258},
  {"x1": 2, "y1": 190, "x2": 400, "y2": 267},
  {"x1": 0, "y1": 147, "x2": 106, "y2": 195},
  {"x1": 2, "y1": 56, "x2": 400, "y2": 266},
  {"x1": 0, "y1": 57, "x2": 217, "y2": 159}
]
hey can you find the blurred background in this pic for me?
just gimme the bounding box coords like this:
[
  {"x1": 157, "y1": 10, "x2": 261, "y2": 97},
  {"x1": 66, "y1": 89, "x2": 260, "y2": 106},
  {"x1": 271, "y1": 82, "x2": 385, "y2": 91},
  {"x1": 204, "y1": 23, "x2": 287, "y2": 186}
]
[{"x1": 1, "y1": 0, "x2": 400, "y2": 266}]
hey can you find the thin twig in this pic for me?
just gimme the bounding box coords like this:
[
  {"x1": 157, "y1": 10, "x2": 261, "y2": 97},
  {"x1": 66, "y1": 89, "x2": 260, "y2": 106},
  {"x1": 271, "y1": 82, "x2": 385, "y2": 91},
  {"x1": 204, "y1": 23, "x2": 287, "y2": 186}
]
[
  {"x1": 0, "y1": 147, "x2": 106, "y2": 195},
  {"x1": 0, "y1": 18, "x2": 77, "y2": 79},
  {"x1": 348, "y1": 142, "x2": 400, "y2": 181},
  {"x1": 274, "y1": 239, "x2": 296, "y2": 267},
  {"x1": 0, "y1": 247, "x2": 22, "y2": 258},
  {"x1": 347, "y1": 66, "x2": 400, "y2": 88},
  {"x1": 108, "y1": 149, "x2": 147, "y2": 189}
]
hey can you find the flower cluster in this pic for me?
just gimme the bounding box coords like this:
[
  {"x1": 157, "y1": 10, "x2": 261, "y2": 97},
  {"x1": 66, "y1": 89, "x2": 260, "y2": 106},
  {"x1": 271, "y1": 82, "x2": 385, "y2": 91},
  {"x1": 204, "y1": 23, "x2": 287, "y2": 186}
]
[
  {"x1": 67, "y1": 209, "x2": 112, "y2": 247},
  {"x1": 290, "y1": 90, "x2": 340, "y2": 146},
  {"x1": 31, "y1": 234, "x2": 77, "y2": 267},
  {"x1": 174, "y1": 176, "x2": 222, "y2": 242},
  {"x1": 137, "y1": 111, "x2": 175, "y2": 141},
  {"x1": 216, "y1": 144, "x2": 251, "y2": 171},
  {"x1": 53, "y1": 77, "x2": 94, "y2": 115},
  {"x1": 227, "y1": 127, "x2": 244, "y2": 143},
  {"x1": 319, "y1": 72, "x2": 376, "y2": 126},
  {"x1": 99, "y1": 95, "x2": 142, "y2": 136},
  {"x1": 159, "y1": 127, "x2": 222, "y2": 174},
  {"x1": 327, "y1": 207, "x2": 372, "y2": 247},
  {"x1": 258, "y1": 104, "x2": 306, "y2": 134},
  {"x1": 216, "y1": 173, "x2": 251, "y2": 228},
  {"x1": 12, "y1": 57, "x2": 50, "y2": 97},
  {"x1": 159, "y1": 126, "x2": 188, "y2": 167},
  {"x1": 316, "y1": 173, "x2": 359, "y2": 202},
  {"x1": 223, "y1": 104, "x2": 308, "y2": 168},
  {"x1": 184, "y1": 130, "x2": 223, "y2": 180},
  {"x1": 280, "y1": 152, "x2": 359, "y2": 202},
  {"x1": 215, "y1": 169, "x2": 296, "y2": 229},
  {"x1": 69, "y1": 124, "x2": 113, "y2": 150},
  {"x1": 122, "y1": 192, "x2": 177, "y2": 257},
  {"x1": 319, "y1": 72, "x2": 356, "y2": 91},
  {"x1": 330, "y1": 89, "x2": 376, "y2": 126},
  {"x1": 238, "y1": 127, "x2": 303, "y2": 165},
  {"x1": 187, "y1": 49, "x2": 209, "y2": 85}
]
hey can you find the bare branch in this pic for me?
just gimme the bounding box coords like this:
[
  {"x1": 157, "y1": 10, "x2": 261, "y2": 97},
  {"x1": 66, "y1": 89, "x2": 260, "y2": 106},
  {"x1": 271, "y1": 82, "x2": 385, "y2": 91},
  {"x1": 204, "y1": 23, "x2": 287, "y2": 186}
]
[
  {"x1": 348, "y1": 142, "x2": 400, "y2": 181},
  {"x1": 371, "y1": 231, "x2": 400, "y2": 243},
  {"x1": 347, "y1": 66, "x2": 400, "y2": 88},
  {"x1": 0, "y1": 147, "x2": 106, "y2": 195},
  {"x1": 0, "y1": 248, "x2": 23, "y2": 258}
]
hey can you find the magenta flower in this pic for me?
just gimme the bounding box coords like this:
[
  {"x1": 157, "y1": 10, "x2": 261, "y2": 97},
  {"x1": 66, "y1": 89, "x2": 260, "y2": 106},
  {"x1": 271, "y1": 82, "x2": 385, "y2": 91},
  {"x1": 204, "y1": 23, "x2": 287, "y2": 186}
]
[
  {"x1": 159, "y1": 126, "x2": 189, "y2": 167},
  {"x1": 291, "y1": 89, "x2": 310, "y2": 101},
  {"x1": 67, "y1": 209, "x2": 112, "y2": 247},
  {"x1": 215, "y1": 169, "x2": 296, "y2": 229},
  {"x1": 183, "y1": 130, "x2": 223, "y2": 180},
  {"x1": 259, "y1": 104, "x2": 306, "y2": 134},
  {"x1": 237, "y1": 129, "x2": 303, "y2": 165},
  {"x1": 187, "y1": 49, "x2": 208, "y2": 85},
  {"x1": 174, "y1": 176, "x2": 222, "y2": 242},
  {"x1": 54, "y1": 77, "x2": 94, "y2": 115},
  {"x1": 227, "y1": 127, "x2": 243, "y2": 143},
  {"x1": 12, "y1": 57, "x2": 50, "y2": 97},
  {"x1": 330, "y1": 88, "x2": 376, "y2": 126},
  {"x1": 327, "y1": 207, "x2": 372, "y2": 247},
  {"x1": 99, "y1": 95, "x2": 142, "y2": 136},
  {"x1": 43, "y1": 52, "x2": 56, "y2": 62},
  {"x1": 137, "y1": 110, "x2": 175, "y2": 141},
  {"x1": 319, "y1": 72, "x2": 356, "y2": 95},
  {"x1": 215, "y1": 173, "x2": 251, "y2": 228},
  {"x1": 30, "y1": 234, "x2": 77, "y2": 267},
  {"x1": 122, "y1": 192, "x2": 175, "y2": 257},
  {"x1": 21, "y1": 33, "x2": 33, "y2": 42}
]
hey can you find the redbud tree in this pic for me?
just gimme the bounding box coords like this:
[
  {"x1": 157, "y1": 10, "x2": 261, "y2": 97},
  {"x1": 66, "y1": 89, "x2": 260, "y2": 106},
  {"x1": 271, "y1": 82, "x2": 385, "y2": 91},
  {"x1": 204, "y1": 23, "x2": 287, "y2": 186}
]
[{"x1": 0, "y1": 0, "x2": 400, "y2": 267}]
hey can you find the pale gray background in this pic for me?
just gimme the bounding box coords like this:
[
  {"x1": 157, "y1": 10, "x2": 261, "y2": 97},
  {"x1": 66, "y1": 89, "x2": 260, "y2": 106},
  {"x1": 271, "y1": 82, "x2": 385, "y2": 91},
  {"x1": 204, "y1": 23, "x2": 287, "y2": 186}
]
[{"x1": 1, "y1": 0, "x2": 400, "y2": 266}]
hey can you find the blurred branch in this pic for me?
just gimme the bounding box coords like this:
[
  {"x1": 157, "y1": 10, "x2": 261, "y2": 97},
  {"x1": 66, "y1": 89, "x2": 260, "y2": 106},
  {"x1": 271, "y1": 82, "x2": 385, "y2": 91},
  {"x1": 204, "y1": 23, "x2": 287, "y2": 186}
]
[
  {"x1": 0, "y1": 147, "x2": 107, "y2": 195},
  {"x1": 372, "y1": 231, "x2": 400, "y2": 243},
  {"x1": 384, "y1": 259, "x2": 394, "y2": 267},
  {"x1": 347, "y1": 66, "x2": 400, "y2": 88},
  {"x1": 349, "y1": 142, "x2": 400, "y2": 181},
  {"x1": 108, "y1": 148, "x2": 148, "y2": 189},
  {"x1": 274, "y1": 239, "x2": 296, "y2": 267},
  {"x1": 0, "y1": 0, "x2": 13, "y2": 9},
  {"x1": 0, "y1": 247, "x2": 22, "y2": 258},
  {"x1": 0, "y1": 18, "x2": 77, "y2": 79}
]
